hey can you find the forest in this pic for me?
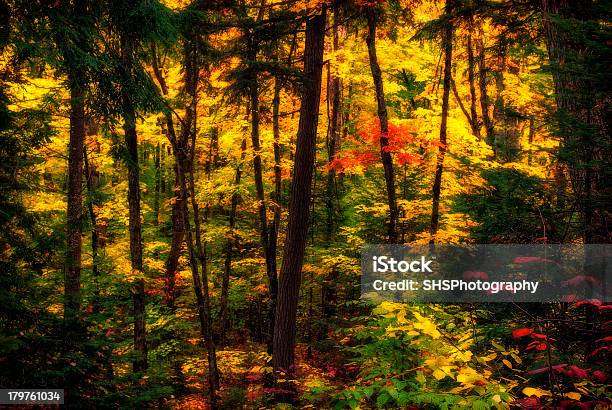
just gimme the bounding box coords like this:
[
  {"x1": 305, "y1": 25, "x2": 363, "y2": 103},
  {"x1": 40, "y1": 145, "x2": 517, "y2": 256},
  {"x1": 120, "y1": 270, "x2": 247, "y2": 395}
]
[{"x1": 0, "y1": 0, "x2": 610, "y2": 408}]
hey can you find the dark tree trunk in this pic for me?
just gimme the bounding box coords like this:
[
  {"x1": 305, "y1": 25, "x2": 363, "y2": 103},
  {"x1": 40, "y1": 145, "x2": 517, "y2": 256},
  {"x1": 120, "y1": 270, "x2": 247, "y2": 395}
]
[
  {"x1": 540, "y1": 0, "x2": 610, "y2": 243},
  {"x1": 248, "y1": 56, "x2": 278, "y2": 354},
  {"x1": 429, "y1": 0, "x2": 454, "y2": 242},
  {"x1": 165, "y1": 163, "x2": 184, "y2": 310},
  {"x1": 153, "y1": 142, "x2": 161, "y2": 226},
  {"x1": 366, "y1": 8, "x2": 398, "y2": 244},
  {"x1": 273, "y1": 6, "x2": 326, "y2": 376},
  {"x1": 124, "y1": 102, "x2": 147, "y2": 373},
  {"x1": 326, "y1": 4, "x2": 341, "y2": 243},
  {"x1": 183, "y1": 38, "x2": 219, "y2": 403},
  {"x1": 151, "y1": 48, "x2": 184, "y2": 310},
  {"x1": 322, "y1": 5, "x2": 342, "y2": 337},
  {"x1": 220, "y1": 135, "x2": 246, "y2": 345},
  {"x1": 466, "y1": 24, "x2": 480, "y2": 139},
  {"x1": 476, "y1": 24, "x2": 494, "y2": 148},
  {"x1": 187, "y1": 114, "x2": 220, "y2": 398},
  {"x1": 65, "y1": 80, "x2": 85, "y2": 324},
  {"x1": 83, "y1": 145, "x2": 100, "y2": 313},
  {"x1": 121, "y1": 34, "x2": 147, "y2": 373}
]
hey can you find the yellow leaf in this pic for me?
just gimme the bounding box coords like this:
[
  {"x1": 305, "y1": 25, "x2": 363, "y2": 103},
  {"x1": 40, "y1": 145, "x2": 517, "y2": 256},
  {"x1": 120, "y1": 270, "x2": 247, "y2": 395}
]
[
  {"x1": 565, "y1": 392, "x2": 581, "y2": 400},
  {"x1": 522, "y1": 387, "x2": 551, "y2": 398},
  {"x1": 433, "y1": 368, "x2": 447, "y2": 380},
  {"x1": 502, "y1": 359, "x2": 513, "y2": 369}
]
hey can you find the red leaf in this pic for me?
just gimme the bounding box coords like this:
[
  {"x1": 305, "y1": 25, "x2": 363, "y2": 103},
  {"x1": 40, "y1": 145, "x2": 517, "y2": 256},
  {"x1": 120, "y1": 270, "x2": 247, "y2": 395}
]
[
  {"x1": 526, "y1": 341, "x2": 548, "y2": 351},
  {"x1": 513, "y1": 397, "x2": 540, "y2": 409},
  {"x1": 512, "y1": 328, "x2": 533, "y2": 339},
  {"x1": 565, "y1": 365, "x2": 589, "y2": 379},
  {"x1": 589, "y1": 346, "x2": 611, "y2": 357},
  {"x1": 575, "y1": 299, "x2": 602, "y2": 308},
  {"x1": 591, "y1": 370, "x2": 607, "y2": 383}
]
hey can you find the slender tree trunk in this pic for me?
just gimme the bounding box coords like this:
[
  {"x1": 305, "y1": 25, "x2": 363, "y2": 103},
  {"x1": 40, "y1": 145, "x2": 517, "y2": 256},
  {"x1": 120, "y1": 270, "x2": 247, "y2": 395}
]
[
  {"x1": 326, "y1": 4, "x2": 341, "y2": 243},
  {"x1": 151, "y1": 47, "x2": 184, "y2": 309},
  {"x1": 273, "y1": 6, "x2": 326, "y2": 376},
  {"x1": 365, "y1": 8, "x2": 398, "y2": 243},
  {"x1": 466, "y1": 23, "x2": 480, "y2": 139},
  {"x1": 185, "y1": 38, "x2": 220, "y2": 402},
  {"x1": 429, "y1": 0, "x2": 454, "y2": 242},
  {"x1": 65, "y1": 80, "x2": 85, "y2": 324},
  {"x1": 121, "y1": 34, "x2": 147, "y2": 373},
  {"x1": 451, "y1": 78, "x2": 473, "y2": 128},
  {"x1": 220, "y1": 135, "x2": 246, "y2": 345},
  {"x1": 83, "y1": 145, "x2": 100, "y2": 313},
  {"x1": 187, "y1": 104, "x2": 220, "y2": 398},
  {"x1": 527, "y1": 117, "x2": 534, "y2": 165},
  {"x1": 153, "y1": 142, "x2": 161, "y2": 226},
  {"x1": 248, "y1": 56, "x2": 278, "y2": 353},
  {"x1": 271, "y1": 78, "x2": 282, "y2": 246},
  {"x1": 476, "y1": 24, "x2": 494, "y2": 148},
  {"x1": 124, "y1": 99, "x2": 147, "y2": 373},
  {"x1": 165, "y1": 163, "x2": 184, "y2": 310},
  {"x1": 175, "y1": 143, "x2": 219, "y2": 405},
  {"x1": 322, "y1": 5, "x2": 342, "y2": 337}
]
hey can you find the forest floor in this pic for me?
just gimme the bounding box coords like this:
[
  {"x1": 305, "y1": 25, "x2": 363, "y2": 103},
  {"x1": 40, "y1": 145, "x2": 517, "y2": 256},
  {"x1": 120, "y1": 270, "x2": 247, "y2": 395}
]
[{"x1": 167, "y1": 342, "x2": 341, "y2": 409}]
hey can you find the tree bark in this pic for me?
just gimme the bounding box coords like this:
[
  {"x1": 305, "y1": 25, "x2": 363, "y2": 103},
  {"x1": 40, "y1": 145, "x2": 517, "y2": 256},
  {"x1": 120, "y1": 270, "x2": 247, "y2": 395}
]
[
  {"x1": 322, "y1": 4, "x2": 342, "y2": 337},
  {"x1": 429, "y1": 0, "x2": 454, "y2": 242},
  {"x1": 540, "y1": 0, "x2": 610, "y2": 243},
  {"x1": 366, "y1": 8, "x2": 398, "y2": 244},
  {"x1": 64, "y1": 80, "x2": 85, "y2": 324},
  {"x1": 151, "y1": 47, "x2": 184, "y2": 309},
  {"x1": 83, "y1": 145, "x2": 100, "y2": 313},
  {"x1": 273, "y1": 6, "x2": 326, "y2": 375},
  {"x1": 220, "y1": 135, "x2": 246, "y2": 345},
  {"x1": 476, "y1": 24, "x2": 494, "y2": 148},
  {"x1": 153, "y1": 142, "x2": 161, "y2": 226},
  {"x1": 121, "y1": 33, "x2": 148, "y2": 373},
  {"x1": 248, "y1": 46, "x2": 278, "y2": 354},
  {"x1": 326, "y1": 3, "x2": 342, "y2": 243},
  {"x1": 466, "y1": 23, "x2": 480, "y2": 139}
]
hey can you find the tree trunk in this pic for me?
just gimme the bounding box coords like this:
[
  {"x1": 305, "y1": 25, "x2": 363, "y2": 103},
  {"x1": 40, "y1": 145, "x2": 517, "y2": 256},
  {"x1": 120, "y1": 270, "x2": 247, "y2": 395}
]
[
  {"x1": 151, "y1": 47, "x2": 184, "y2": 310},
  {"x1": 121, "y1": 34, "x2": 147, "y2": 373},
  {"x1": 65, "y1": 80, "x2": 85, "y2": 324},
  {"x1": 220, "y1": 135, "x2": 246, "y2": 345},
  {"x1": 322, "y1": 5, "x2": 342, "y2": 338},
  {"x1": 83, "y1": 145, "x2": 100, "y2": 313},
  {"x1": 326, "y1": 4, "x2": 342, "y2": 243},
  {"x1": 185, "y1": 37, "x2": 220, "y2": 402},
  {"x1": 248, "y1": 55, "x2": 278, "y2": 354},
  {"x1": 124, "y1": 98, "x2": 147, "y2": 373},
  {"x1": 429, "y1": 0, "x2": 454, "y2": 242},
  {"x1": 153, "y1": 142, "x2": 161, "y2": 226},
  {"x1": 466, "y1": 23, "x2": 480, "y2": 139},
  {"x1": 365, "y1": 8, "x2": 398, "y2": 244},
  {"x1": 273, "y1": 6, "x2": 326, "y2": 376},
  {"x1": 476, "y1": 24, "x2": 494, "y2": 149},
  {"x1": 540, "y1": 0, "x2": 610, "y2": 243}
]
